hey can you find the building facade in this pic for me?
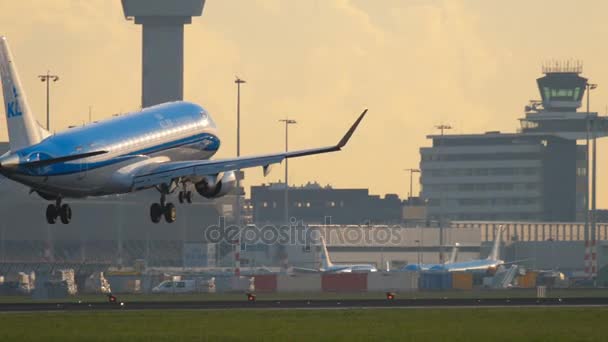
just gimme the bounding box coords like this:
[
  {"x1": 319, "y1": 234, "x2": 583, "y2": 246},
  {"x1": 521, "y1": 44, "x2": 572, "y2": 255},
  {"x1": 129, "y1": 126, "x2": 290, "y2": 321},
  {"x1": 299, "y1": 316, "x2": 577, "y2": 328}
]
[
  {"x1": 250, "y1": 182, "x2": 402, "y2": 225},
  {"x1": 421, "y1": 133, "x2": 584, "y2": 221},
  {"x1": 421, "y1": 63, "x2": 606, "y2": 222}
]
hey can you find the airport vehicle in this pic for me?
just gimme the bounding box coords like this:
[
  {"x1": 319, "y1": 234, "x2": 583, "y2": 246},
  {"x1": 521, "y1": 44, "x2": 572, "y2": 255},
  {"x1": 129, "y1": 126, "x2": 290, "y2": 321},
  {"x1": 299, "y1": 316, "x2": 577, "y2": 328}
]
[
  {"x1": 0, "y1": 36, "x2": 366, "y2": 224},
  {"x1": 153, "y1": 280, "x2": 194, "y2": 293},
  {"x1": 401, "y1": 243, "x2": 460, "y2": 271},
  {"x1": 429, "y1": 227, "x2": 505, "y2": 272},
  {"x1": 152, "y1": 278, "x2": 215, "y2": 293}
]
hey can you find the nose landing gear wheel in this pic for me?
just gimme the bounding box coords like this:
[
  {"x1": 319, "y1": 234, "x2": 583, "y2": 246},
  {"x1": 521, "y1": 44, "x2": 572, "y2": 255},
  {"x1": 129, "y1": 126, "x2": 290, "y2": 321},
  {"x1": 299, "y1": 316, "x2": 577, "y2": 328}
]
[
  {"x1": 164, "y1": 203, "x2": 176, "y2": 223},
  {"x1": 46, "y1": 204, "x2": 57, "y2": 224},
  {"x1": 150, "y1": 203, "x2": 163, "y2": 223}
]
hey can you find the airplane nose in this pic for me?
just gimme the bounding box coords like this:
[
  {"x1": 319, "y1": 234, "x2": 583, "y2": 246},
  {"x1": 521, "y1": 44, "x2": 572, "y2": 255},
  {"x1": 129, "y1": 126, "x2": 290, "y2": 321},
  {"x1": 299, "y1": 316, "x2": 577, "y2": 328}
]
[{"x1": 0, "y1": 153, "x2": 20, "y2": 169}]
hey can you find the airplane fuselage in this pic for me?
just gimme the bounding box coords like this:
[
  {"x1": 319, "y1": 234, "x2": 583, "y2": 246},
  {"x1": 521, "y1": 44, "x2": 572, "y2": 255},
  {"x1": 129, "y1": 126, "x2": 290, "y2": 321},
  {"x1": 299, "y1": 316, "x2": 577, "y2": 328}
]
[
  {"x1": 322, "y1": 264, "x2": 378, "y2": 273},
  {"x1": 1, "y1": 102, "x2": 219, "y2": 198},
  {"x1": 430, "y1": 259, "x2": 504, "y2": 272}
]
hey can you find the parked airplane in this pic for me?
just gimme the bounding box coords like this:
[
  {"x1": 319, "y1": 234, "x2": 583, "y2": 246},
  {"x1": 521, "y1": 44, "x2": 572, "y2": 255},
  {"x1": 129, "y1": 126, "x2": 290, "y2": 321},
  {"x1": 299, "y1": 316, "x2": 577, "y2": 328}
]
[
  {"x1": 292, "y1": 236, "x2": 378, "y2": 273},
  {"x1": 0, "y1": 36, "x2": 366, "y2": 224},
  {"x1": 429, "y1": 227, "x2": 505, "y2": 272},
  {"x1": 401, "y1": 243, "x2": 460, "y2": 271},
  {"x1": 318, "y1": 236, "x2": 378, "y2": 273}
]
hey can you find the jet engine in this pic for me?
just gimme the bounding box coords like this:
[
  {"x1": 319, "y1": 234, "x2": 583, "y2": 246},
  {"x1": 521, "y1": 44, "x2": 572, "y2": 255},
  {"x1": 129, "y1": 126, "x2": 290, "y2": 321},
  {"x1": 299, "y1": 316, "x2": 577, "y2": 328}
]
[{"x1": 194, "y1": 171, "x2": 237, "y2": 199}]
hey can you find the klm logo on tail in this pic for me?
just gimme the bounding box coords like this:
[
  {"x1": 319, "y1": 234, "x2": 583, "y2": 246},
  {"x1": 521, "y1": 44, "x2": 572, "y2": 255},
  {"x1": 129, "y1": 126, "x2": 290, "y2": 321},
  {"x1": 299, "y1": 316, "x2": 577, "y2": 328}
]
[{"x1": 7, "y1": 86, "x2": 22, "y2": 118}]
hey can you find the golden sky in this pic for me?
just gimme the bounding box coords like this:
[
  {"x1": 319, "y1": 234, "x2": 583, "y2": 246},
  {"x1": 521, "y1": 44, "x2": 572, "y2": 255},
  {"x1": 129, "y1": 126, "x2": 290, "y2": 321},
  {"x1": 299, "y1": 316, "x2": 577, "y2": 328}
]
[{"x1": 1, "y1": 0, "x2": 608, "y2": 205}]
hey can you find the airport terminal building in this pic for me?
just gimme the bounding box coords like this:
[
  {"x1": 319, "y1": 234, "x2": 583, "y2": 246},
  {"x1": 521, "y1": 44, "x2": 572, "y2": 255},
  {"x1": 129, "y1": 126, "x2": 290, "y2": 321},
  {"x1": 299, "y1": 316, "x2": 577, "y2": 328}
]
[{"x1": 421, "y1": 133, "x2": 585, "y2": 222}]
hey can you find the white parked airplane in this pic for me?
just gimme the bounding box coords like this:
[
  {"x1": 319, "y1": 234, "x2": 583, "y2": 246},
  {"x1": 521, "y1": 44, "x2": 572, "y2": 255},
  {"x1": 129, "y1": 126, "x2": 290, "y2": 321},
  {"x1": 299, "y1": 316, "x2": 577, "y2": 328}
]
[
  {"x1": 317, "y1": 236, "x2": 378, "y2": 273},
  {"x1": 0, "y1": 36, "x2": 366, "y2": 224}
]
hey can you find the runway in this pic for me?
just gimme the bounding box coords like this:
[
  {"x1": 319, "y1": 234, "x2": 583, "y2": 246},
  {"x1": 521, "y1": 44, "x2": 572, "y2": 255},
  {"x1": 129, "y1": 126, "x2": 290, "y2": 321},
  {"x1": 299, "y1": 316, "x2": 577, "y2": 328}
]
[{"x1": 1, "y1": 297, "x2": 608, "y2": 312}]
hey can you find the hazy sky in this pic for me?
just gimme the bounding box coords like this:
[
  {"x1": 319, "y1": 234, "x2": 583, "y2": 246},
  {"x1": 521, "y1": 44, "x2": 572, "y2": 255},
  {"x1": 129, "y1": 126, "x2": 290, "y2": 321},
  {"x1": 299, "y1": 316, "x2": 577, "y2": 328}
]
[{"x1": 1, "y1": 0, "x2": 608, "y2": 205}]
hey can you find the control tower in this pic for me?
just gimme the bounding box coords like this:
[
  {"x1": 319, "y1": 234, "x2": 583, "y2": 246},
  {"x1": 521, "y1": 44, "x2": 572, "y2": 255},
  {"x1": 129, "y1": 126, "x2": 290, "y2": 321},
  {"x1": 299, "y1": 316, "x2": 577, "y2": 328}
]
[
  {"x1": 519, "y1": 61, "x2": 608, "y2": 279},
  {"x1": 121, "y1": 0, "x2": 205, "y2": 108},
  {"x1": 520, "y1": 61, "x2": 608, "y2": 139}
]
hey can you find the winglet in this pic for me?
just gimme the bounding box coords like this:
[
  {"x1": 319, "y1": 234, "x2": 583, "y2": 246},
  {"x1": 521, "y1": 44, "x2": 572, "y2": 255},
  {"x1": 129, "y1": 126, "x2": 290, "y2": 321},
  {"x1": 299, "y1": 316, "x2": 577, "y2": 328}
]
[
  {"x1": 263, "y1": 164, "x2": 273, "y2": 177},
  {"x1": 336, "y1": 109, "x2": 367, "y2": 149}
]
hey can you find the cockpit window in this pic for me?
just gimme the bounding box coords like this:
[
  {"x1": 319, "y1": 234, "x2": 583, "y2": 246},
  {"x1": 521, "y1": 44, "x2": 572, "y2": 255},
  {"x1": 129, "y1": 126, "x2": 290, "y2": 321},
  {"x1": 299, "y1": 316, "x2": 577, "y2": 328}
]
[{"x1": 200, "y1": 110, "x2": 216, "y2": 128}]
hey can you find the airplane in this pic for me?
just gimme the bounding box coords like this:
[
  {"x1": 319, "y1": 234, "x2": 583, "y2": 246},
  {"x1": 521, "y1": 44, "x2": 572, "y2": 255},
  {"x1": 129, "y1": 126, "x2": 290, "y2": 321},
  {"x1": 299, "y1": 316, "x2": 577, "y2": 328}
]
[
  {"x1": 317, "y1": 236, "x2": 378, "y2": 273},
  {"x1": 401, "y1": 242, "x2": 460, "y2": 271},
  {"x1": 428, "y1": 226, "x2": 505, "y2": 272},
  {"x1": 0, "y1": 36, "x2": 367, "y2": 224}
]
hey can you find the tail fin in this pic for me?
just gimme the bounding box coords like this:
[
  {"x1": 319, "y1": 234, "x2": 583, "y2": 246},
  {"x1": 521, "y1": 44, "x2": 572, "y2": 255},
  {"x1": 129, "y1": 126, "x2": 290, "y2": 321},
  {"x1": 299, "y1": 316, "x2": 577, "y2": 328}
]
[
  {"x1": 487, "y1": 226, "x2": 504, "y2": 261},
  {"x1": 319, "y1": 236, "x2": 333, "y2": 269},
  {"x1": 448, "y1": 243, "x2": 460, "y2": 264},
  {"x1": 0, "y1": 36, "x2": 46, "y2": 151}
]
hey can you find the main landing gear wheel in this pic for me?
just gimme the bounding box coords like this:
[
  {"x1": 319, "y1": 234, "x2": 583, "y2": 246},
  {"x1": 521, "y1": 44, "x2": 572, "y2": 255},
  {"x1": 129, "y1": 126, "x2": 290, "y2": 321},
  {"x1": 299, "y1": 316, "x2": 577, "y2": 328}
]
[
  {"x1": 150, "y1": 192, "x2": 177, "y2": 224},
  {"x1": 178, "y1": 190, "x2": 193, "y2": 204},
  {"x1": 164, "y1": 203, "x2": 176, "y2": 223},
  {"x1": 60, "y1": 204, "x2": 72, "y2": 224},
  {"x1": 46, "y1": 204, "x2": 57, "y2": 224},
  {"x1": 46, "y1": 199, "x2": 72, "y2": 224},
  {"x1": 150, "y1": 203, "x2": 163, "y2": 223}
]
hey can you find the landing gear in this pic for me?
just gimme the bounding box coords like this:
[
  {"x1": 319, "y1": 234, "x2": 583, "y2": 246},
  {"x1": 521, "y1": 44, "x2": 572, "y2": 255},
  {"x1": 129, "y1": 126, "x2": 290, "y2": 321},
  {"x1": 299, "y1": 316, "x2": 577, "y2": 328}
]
[
  {"x1": 164, "y1": 203, "x2": 176, "y2": 223},
  {"x1": 46, "y1": 204, "x2": 57, "y2": 224},
  {"x1": 46, "y1": 198, "x2": 71, "y2": 224},
  {"x1": 150, "y1": 203, "x2": 163, "y2": 223},
  {"x1": 178, "y1": 190, "x2": 193, "y2": 204},
  {"x1": 60, "y1": 204, "x2": 72, "y2": 224},
  {"x1": 150, "y1": 192, "x2": 176, "y2": 223}
]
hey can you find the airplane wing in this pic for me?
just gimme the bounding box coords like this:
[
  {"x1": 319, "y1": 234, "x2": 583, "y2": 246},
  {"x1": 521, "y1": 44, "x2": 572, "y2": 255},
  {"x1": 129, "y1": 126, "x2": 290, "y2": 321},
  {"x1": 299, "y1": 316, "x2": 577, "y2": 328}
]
[
  {"x1": 502, "y1": 259, "x2": 531, "y2": 266},
  {"x1": 131, "y1": 109, "x2": 367, "y2": 190}
]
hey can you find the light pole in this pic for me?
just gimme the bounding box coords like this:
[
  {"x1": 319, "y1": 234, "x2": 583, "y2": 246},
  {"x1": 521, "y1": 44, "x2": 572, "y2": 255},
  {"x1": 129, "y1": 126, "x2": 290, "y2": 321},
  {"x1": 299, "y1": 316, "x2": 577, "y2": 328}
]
[
  {"x1": 434, "y1": 124, "x2": 452, "y2": 263},
  {"x1": 414, "y1": 239, "x2": 421, "y2": 265},
  {"x1": 38, "y1": 71, "x2": 59, "y2": 131},
  {"x1": 404, "y1": 168, "x2": 421, "y2": 199},
  {"x1": 435, "y1": 124, "x2": 452, "y2": 137},
  {"x1": 235, "y1": 77, "x2": 246, "y2": 227},
  {"x1": 39, "y1": 71, "x2": 59, "y2": 265},
  {"x1": 586, "y1": 82, "x2": 598, "y2": 280},
  {"x1": 279, "y1": 118, "x2": 297, "y2": 225}
]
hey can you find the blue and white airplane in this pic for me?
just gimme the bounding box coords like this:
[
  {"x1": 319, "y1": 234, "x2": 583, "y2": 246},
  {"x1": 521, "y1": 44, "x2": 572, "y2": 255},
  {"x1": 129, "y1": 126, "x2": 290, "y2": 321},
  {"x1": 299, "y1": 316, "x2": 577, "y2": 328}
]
[
  {"x1": 0, "y1": 36, "x2": 366, "y2": 224},
  {"x1": 401, "y1": 243, "x2": 460, "y2": 271},
  {"x1": 428, "y1": 227, "x2": 505, "y2": 272}
]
